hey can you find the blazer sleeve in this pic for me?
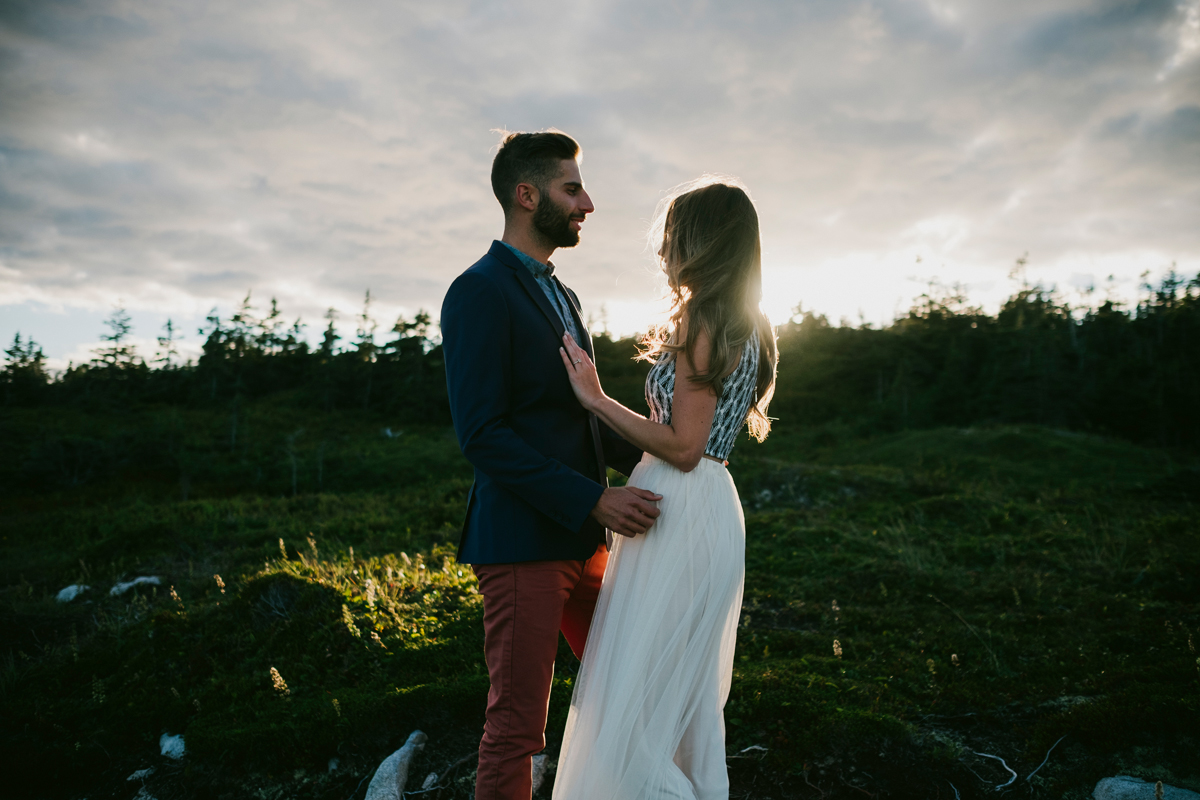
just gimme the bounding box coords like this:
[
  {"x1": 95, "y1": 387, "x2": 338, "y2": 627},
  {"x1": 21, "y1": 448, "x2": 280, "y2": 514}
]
[
  {"x1": 599, "y1": 421, "x2": 644, "y2": 477},
  {"x1": 441, "y1": 271, "x2": 605, "y2": 532}
]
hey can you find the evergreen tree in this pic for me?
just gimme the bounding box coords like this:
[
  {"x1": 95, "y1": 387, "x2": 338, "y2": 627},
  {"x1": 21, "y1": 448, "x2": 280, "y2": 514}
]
[
  {"x1": 227, "y1": 292, "x2": 258, "y2": 360},
  {"x1": 258, "y1": 298, "x2": 286, "y2": 355},
  {"x1": 92, "y1": 307, "x2": 138, "y2": 368},
  {"x1": 386, "y1": 310, "x2": 433, "y2": 355},
  {"x1": 319, "y1": 308, "x2": 340, "y2": 358},
  {"x1": 2, "y1": 332, "x2": 49, "y2": 402},
  {"x1": 282, "y1": 318, "x2": 308, "y2": 356},
  {"x1": 355, "y1": 290, "x2": 377, "y2": 360},
  {"x1": 355, "y1": 290, "x2": 378, "y2": 408},
  {"x1": 155, "y1": 319, "x2": 181, "y2": 368}
]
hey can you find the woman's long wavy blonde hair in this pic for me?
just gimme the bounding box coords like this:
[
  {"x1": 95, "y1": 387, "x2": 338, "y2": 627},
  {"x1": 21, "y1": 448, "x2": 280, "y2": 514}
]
[{"x1": 639, "y1": 176, "x2": 778, "y2": 442}]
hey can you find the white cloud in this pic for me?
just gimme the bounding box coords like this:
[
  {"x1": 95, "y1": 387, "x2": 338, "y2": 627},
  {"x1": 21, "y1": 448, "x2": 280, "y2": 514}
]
[
  {"x1": 1159, "y1": 0, "x2": 1200, "y2": 78},
  {"x1": 1, "y1": 0, "x2": 1197, "y2": 360}
]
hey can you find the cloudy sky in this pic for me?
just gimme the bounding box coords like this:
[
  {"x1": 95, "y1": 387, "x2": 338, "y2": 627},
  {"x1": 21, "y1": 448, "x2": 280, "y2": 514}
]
[{"x1": 2, "y1": 0, "x2": 1198, "y2": 368}]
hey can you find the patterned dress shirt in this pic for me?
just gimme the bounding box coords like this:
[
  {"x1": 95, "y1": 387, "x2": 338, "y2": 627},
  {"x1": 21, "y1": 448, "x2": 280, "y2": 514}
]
[{"x1": 501, "y1": 242, "x2": 584, "y2": 346}]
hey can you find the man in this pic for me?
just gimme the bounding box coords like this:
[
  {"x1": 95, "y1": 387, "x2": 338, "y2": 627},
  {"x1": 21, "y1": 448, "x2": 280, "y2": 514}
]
[{"x1": 440, "y1": 130, "x2": 662, "y2": 800}]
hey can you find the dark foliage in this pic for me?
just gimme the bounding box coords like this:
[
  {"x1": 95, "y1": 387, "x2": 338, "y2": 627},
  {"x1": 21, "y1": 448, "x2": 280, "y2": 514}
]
[
  {"x1": 769, "y1": 270, "x2": 1200, "y2": 448},
  {"x1": 3, "y1": 293, "x2": 449, "y2": 423},
  {"x1": 5, "y1": 272, "x2": 1199, "y2": 449}
]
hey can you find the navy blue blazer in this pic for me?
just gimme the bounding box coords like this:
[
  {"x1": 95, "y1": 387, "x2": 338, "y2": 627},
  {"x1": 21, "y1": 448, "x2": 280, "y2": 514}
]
[{"x1": 441, "y1": 241, "x2": 644, "y2": 564}]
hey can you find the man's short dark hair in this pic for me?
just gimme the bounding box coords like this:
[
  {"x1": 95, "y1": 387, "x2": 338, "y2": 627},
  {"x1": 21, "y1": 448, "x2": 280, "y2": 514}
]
[{"x1": 491, "y1": 130, "x2": 580, "y2": 214}]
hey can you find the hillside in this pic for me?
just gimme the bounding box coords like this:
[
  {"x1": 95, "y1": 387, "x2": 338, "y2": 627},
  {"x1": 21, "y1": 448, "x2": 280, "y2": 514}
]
[{"x1": 2, "y1": 408, "x2": 1197, "y2": 799}]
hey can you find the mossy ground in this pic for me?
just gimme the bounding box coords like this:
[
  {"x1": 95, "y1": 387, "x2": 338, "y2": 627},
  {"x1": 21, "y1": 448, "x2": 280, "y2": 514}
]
[{"x1": 2, "y1": 406, "x2": 1197, "y2": 799}]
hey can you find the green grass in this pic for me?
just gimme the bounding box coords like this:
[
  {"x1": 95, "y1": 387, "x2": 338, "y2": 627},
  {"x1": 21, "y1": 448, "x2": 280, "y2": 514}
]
[
  {"x1": 1, "y1": 405, "x2": 1198, "y2": 799},
  {"x1": 724, "y1": 426, "x2": 1199, "y2": 796}
]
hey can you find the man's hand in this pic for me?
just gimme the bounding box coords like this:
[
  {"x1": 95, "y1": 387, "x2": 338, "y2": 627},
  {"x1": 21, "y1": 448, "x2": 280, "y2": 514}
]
[{"x1": 590, "y1": 486, "x2": 662, "y2": 537}]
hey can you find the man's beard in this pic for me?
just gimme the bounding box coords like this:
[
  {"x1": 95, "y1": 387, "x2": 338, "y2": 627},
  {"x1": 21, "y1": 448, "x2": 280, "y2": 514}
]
[{"x1": 533, "y1": 192, "x2": 581, "y2": 249}]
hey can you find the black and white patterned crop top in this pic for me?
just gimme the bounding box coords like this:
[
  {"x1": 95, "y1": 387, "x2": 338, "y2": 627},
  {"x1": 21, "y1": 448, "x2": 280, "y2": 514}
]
[{"x1": 645, "y1": 336, "x2": 760, "y2": 463}]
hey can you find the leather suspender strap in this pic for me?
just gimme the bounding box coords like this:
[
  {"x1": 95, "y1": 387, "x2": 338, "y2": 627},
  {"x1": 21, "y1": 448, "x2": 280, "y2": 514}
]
[
  {"x1": 588, "y1": 413, "x2": 613, "y2": 550},
  {"x1": 588, "y1": 413, "x2": 609, "y2": 488}
]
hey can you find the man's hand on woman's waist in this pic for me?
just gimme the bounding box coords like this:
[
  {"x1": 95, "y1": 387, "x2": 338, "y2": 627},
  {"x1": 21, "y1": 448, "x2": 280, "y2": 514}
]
[{"x1": 590, "y1": 486, "x2": 662, "y2": 537}]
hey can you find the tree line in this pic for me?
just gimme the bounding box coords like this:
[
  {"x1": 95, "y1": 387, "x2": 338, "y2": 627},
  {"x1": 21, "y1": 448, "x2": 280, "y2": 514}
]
[
  {"x1": 770, "y1": 266, "x2": 1200, "y2": 448},
  {"x1": 5, "y1": 268, "x2": 1200, "y2": 447},
  {"x1": 2, "y1": 292, "x2": 448, "y2": 423}
]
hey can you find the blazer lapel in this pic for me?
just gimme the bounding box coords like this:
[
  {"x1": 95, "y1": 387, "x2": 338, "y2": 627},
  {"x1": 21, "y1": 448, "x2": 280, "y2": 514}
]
[
  {"x1": 491, "y1": 241, "x2": 567, "y2": 341},
  {"x1": 553, "y1": 276, "x2": 610, "y2": 517},
  {"x1": 554, "y1": 276, "x2": 594, "y2": 359}
]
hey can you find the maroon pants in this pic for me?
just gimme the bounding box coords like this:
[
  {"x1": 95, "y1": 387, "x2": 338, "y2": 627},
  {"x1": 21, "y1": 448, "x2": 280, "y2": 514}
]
[{"x1": 472, "y1": 543, "x2": 608, "y2": 800}]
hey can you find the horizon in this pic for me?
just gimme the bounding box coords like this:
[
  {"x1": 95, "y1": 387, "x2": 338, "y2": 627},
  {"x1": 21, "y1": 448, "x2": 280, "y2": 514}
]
[{"x1": 12, "y1": 264, "x2": 1192, "y2": 376}]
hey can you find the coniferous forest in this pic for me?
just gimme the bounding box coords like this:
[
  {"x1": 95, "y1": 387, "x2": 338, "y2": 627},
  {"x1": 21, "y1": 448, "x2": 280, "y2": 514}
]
[
  {"x1": 4, "y1": 269, "x2": 1199, "y2": 447},
  {"x1": 2, "y1": 271, "x2": 1198, "y2": 800}
]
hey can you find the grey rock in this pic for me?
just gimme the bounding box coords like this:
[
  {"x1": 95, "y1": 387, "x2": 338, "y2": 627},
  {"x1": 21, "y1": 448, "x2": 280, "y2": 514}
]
[
  {"x1": 57, "y1": 584, "x2": 89, "y2": 603},
  {"x1": 531, "y1": 754, "x2": 549, "y2": 795},
  {"x1": 1094, "y1": 776, "x2": 1200, "y2": 800},
  {"x1": 159, "y1": 733, "x2": 185, "y2": 760},
  {"x1": 364, "y1": 730, "x2": 428, "y2": 800},
  {"x1": 111, "y1": 576, "x2": 161, "y2": 596}
]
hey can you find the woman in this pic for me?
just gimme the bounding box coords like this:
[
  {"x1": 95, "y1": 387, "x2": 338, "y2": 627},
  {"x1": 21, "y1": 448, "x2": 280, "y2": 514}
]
[{"x1": 552, "y1": 178, "x2": 778, "y2": 800}]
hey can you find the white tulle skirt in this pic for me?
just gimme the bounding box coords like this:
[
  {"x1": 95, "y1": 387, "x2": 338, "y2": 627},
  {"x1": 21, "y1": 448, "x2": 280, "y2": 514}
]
[{"x1": 552, "y1": 454, "x2": 746, "y2": 800}]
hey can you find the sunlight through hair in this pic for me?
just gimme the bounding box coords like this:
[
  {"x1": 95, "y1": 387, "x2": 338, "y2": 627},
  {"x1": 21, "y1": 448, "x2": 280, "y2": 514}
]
[{"x1": 640, "y1": 175, "x2": 778, "y2": 441}]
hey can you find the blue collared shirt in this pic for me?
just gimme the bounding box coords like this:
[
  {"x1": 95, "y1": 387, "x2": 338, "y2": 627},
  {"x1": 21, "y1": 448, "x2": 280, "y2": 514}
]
[{"x1": 501, "y1": 242, "x2": 584, "y2": 346}]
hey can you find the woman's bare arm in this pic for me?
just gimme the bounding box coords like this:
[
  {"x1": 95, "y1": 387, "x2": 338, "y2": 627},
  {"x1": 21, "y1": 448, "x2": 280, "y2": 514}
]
[{"x1": 560, "y1": 329, "x2": 718, "y2": 473}]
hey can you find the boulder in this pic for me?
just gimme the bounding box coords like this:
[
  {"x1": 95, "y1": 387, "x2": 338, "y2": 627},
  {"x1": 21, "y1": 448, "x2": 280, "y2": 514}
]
[
  {"x1": 159, "y1": 733, "x2": 185, "y2": 760},
  {"x1": 531, "y1": 753, "x2": 549, "y2": 795},
  {"x1": 111, "y1": 576, "x2": 162, "y2": 596},
  {"x1": 56, "y1": 585, "x2": 89, "y2": 603},
  {"x1": 364, "y1": 730, "x2": 428, "y2": 800},
  {"x1": 1094, "y1": 776, "x2": 1200, "y2": 800}
]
